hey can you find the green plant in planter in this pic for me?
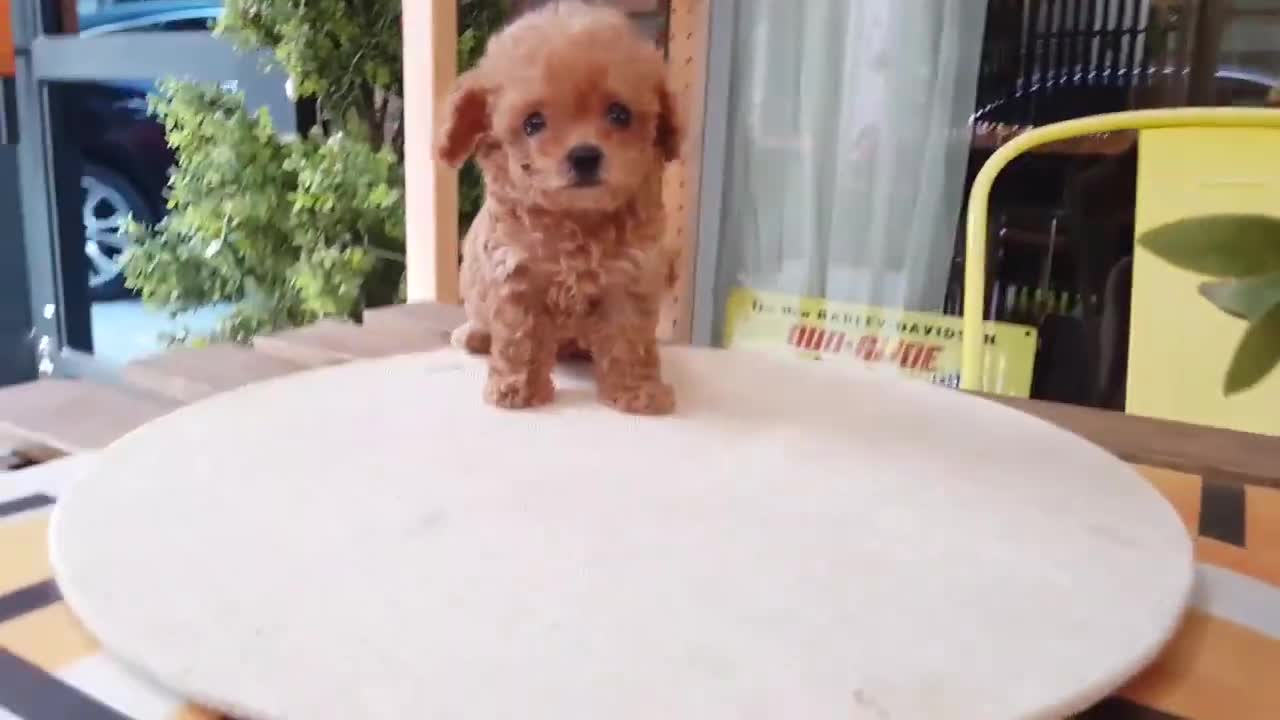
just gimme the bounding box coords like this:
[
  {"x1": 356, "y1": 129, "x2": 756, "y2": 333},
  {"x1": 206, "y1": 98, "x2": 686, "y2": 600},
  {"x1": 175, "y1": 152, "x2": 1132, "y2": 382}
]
[
  {"x1": 122, "y1": 0, "x2": 506, "y2": 344},
  {"x1": 1138, "y1": 214, "x2": 1280, "y2": 395}
]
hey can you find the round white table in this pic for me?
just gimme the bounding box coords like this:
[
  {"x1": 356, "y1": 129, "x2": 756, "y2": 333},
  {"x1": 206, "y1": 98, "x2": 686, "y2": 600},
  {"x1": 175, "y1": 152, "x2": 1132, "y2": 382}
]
[{"x1": 51, "y1": 347, "x2": 1193, "y2": 719}]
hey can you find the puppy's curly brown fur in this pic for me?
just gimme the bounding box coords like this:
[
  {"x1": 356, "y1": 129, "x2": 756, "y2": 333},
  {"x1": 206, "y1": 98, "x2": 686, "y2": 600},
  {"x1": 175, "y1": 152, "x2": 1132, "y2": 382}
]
[{"x1": 437, "y1": 1, "x2": 682, "y2": 414}]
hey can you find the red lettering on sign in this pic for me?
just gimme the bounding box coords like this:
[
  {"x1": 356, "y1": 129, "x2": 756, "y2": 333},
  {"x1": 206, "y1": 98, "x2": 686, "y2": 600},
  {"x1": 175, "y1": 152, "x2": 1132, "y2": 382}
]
[
  {"x1": 921, "y1": 345, "x2": 942, "y2": 372},
  {"x1": 787, "y1": 324, "x2": 848, "y2": 353},
  {"x1": 852, "y1": 335, "x2": 876, "y2": 362},
  {"x1": 899, "y1": 342, "x2": 922, "y2": 370},
  {"x1": 785, "y1": 325, "x2": 947, "y2": 374},
  {"x1": 823, "y1": 330, "x2": 845, "y2": 352}
]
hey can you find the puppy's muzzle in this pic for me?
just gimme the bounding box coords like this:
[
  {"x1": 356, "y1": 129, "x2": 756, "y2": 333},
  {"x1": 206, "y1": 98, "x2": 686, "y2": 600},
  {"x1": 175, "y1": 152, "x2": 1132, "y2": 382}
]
[{"x1": 566, "y1": 144, "x2": 604, "y2": 186}]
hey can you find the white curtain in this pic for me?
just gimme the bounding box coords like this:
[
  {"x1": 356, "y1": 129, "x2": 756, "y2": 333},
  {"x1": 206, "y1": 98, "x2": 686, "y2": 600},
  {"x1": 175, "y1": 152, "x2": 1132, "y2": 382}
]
[{"x1": 713, "y1": 0, "x2": 989, "y2": 316}]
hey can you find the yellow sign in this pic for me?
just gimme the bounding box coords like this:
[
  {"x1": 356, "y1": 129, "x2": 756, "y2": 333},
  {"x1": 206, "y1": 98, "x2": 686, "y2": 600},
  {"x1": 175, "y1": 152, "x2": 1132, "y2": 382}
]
[{"x1": 722, "y1": 287, "x2": 1039, "y2": 397}]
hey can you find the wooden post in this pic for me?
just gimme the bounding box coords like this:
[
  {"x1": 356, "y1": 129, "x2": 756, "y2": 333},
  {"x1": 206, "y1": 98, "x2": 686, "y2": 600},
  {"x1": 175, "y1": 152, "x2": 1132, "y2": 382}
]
[
  {"x1": 402, "y1": 0, "x2": 461, "y2": 304},
  {"x1": 658, "y1": 0, "x2": 710, "y2": 343},
  {"x1": 59, "y1": 0, "x2": 78, "y2": 33}
]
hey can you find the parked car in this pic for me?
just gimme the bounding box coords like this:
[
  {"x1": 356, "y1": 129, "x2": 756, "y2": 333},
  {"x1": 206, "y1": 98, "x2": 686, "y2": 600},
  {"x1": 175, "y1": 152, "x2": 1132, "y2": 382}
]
[{"x1": 72, "y1": 1, "x2": 223, "y2": 300}]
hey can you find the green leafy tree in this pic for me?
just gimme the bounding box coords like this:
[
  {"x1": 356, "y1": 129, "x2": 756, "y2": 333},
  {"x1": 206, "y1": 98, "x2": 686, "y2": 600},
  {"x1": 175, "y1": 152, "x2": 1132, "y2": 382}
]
[
  {"x1": 1139, "y1": 215, "x2": 1280, "y2": 395},
  {"x1": 123, "y1": 0, "x2": 505, "y2": 343}
]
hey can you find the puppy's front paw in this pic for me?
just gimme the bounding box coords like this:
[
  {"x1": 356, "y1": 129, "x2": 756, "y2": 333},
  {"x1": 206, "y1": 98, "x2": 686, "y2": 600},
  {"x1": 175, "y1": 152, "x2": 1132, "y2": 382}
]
[
  {"x1": 485, "y1": 373, "x2": 555, "y2": 409},
  {"x1": 602, "y1": 381, "x2": 675, "y2": 415},
  {"x1": 451, "y1": 323, "x2": 492, "y2": 354}
]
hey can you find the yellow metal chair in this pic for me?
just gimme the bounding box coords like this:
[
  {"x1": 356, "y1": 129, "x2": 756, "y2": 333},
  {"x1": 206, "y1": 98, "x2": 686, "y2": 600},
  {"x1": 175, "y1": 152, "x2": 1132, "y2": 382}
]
[{"x1": 959, "y1": 107, "x2": 1280, "y2": 394}]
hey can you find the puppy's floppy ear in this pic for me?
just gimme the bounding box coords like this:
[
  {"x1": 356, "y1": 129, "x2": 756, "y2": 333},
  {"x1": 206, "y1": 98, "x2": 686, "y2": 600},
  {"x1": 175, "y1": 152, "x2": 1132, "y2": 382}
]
[
  {"x1": 655, "y1": 81, "x2": 683, "y2": 162},
  {"x1": 436, "y1": 71, "x2": 490, "y2": 169}
]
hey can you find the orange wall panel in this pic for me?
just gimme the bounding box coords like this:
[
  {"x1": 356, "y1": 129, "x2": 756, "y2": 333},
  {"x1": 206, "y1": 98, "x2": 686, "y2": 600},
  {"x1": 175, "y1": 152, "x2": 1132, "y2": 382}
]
[{"x1": 1, "y1": 0, "x2": 15, "y2": 78}]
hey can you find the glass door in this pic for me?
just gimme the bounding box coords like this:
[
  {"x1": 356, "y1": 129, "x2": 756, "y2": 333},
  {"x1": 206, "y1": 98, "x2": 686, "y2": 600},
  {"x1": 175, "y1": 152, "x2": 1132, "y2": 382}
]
[
  {"x1": 11, "y1": 0, "x2": 293, "y2": 379},
  {"x1": 691, "y1": 0, "x2": 1278, "y2": 408},
  {"x1": 690, "y1": 1, "x2": 1012, "y2": 392},
  {"x1": 2, "y1": 20, "x2": 35, "y2": 387}
]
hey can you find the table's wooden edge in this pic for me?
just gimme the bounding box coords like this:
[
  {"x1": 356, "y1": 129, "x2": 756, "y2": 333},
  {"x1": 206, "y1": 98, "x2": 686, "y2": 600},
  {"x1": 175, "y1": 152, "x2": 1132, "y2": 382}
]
[
  {"x1": 4, "y1": 299, "x2": 1275, "y2": 486},
  {"x1": 979, "y1": 392, "x2": 1280, "y2": 488}
]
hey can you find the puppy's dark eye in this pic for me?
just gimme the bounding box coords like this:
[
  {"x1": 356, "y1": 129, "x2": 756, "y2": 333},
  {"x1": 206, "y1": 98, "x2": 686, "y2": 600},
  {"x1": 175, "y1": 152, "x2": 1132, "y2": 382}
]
[
  {"x1": 523, "y1": 112, "x2": 546, "y2": 137},
  {"x1": 606, "y1": 102, "x2": 631, "y2": 129}
]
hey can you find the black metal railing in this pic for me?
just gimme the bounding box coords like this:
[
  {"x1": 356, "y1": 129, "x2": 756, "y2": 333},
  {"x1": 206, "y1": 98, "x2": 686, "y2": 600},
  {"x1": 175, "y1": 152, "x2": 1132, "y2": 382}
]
[{"x1": 975, "y1": 0, "x2": 1199, "y2": 127}]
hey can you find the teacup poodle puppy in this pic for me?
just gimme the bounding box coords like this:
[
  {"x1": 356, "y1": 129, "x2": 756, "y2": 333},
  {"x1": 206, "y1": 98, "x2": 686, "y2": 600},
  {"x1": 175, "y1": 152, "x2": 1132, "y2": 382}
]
[{"x1": 437, "y1": 0, "x2": 682, "y2": 415}]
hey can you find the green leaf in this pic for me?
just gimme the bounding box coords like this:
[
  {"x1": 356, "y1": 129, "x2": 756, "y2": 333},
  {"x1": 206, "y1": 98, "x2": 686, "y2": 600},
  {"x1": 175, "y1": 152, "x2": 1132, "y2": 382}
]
[
  {"x1": 1224, "y1": 301, "x2": 1280, "y2": 395},
  {"x1": 1138, "y1": 214, "x2": 1280, "y2": 277},
  {"x1": 1198, "y1": 272, "x2": 1280, "y2": 320}
]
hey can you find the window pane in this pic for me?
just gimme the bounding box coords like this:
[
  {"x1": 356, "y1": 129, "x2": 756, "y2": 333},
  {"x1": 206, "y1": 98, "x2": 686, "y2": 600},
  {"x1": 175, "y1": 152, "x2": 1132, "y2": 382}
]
[
  {"x1": 63, "y1": 1, "x2": 224, "y2": 36},
  {"x1": 45, "y1": 78, "x2": 230, "y2": 364},
  {"x1": 705, "y1": 1, "x2": 1019, "y2": 393},
  {"x1": 1218, "y1": 2, "x2": 1280, "y2": 106},
  {"x1": 42, "y1": 60, "x2": 288, "y2": 365},
  {"x1": 700, "y1": 0, "x2": 1280, "y2": 411}
]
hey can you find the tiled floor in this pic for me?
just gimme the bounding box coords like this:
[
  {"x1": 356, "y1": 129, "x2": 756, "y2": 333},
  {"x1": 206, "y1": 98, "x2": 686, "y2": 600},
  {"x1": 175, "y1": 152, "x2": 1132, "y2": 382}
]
[{"x1": 0, "y1": 456, "x2": 218, "y2": 720}]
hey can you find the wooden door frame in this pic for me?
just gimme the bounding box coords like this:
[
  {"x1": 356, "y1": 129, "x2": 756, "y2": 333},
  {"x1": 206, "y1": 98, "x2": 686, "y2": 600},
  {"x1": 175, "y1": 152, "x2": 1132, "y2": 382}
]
[
  {"x1": 658, "y1": 0, "x2": 709, "y2": 343},
  {"x1": 402, "y1": 0, "x2": 460, "y2": 305}
]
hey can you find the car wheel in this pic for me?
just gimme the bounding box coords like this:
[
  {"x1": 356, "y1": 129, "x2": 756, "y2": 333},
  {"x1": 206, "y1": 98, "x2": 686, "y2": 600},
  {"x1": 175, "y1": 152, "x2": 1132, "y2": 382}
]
[{"x1": 83, "y1": 163, "x2": 154, "y2": 302}]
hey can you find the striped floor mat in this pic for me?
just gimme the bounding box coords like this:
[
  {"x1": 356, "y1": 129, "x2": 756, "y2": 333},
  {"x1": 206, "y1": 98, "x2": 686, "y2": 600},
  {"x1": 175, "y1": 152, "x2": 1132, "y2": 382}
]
[{"x1": 2, "y1": 456, "x2": 1277, "y2": 719}]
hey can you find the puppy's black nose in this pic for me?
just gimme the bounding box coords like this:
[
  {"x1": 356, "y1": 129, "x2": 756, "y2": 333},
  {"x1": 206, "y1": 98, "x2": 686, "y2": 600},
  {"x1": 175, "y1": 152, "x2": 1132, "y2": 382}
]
[{"x1": 567, "y1": 144, "x2": 603, "y2": 179}]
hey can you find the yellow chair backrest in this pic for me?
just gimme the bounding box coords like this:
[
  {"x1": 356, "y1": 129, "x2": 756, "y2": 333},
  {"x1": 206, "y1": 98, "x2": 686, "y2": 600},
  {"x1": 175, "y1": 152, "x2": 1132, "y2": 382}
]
[{"x1": 960, "y1": 109, "x2": 1280, "y2": 428}]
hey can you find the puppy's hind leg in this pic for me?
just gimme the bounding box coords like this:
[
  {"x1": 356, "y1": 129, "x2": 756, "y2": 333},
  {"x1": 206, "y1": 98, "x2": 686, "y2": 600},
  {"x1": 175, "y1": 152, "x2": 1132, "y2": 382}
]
[{"x1": 451, "y1": 322, "x2": 492, "y2": 355}]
